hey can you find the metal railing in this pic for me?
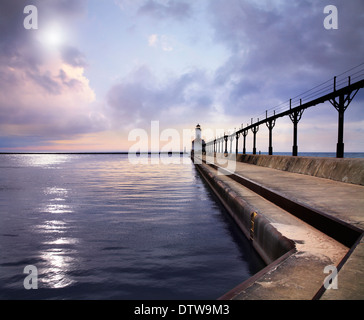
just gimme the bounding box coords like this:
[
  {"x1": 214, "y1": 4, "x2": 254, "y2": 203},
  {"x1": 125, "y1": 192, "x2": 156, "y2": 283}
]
[{"x1": 205, "y1": 63, "x2": 364, "y2": 158}]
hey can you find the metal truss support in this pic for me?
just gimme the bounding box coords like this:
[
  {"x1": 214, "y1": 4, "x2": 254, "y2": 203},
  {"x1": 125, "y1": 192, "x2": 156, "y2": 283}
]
[
  {"x1": 251, "y1": 119, "x2": 260, "y2": 155},
  {"x1": 289, "y1": 101, "x2": 304, "y2": 157},
  {"x1": 266, "y1": 111, "x2": 276, "y2": 155},
  {"x1": 329, "y1": 89, "x2": 360, "y2": 158},
  {"x1": 235, "y1": 132, "x2": 240, "y2": 155},
  {"x1": 242, "y1": 130, "x2": 248, "y2": 155},
  {"x1": 224, "y1": 135, "x2": 228, "y2": 155},
  {"x1": 229, "y1": 135, "x2": 234, "y2": 154}
]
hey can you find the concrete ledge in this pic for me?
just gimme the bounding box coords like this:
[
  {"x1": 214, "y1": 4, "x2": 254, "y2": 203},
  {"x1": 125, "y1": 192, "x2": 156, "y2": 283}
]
[
  {"x1": 219, "y1": 248, "x2": 296, "y2": 300},
  {"x1": 217, "y1": 153, "x2": 364, "y2": 185},
  {"x1": 253, "y1": 214, "x2": 295, "y2": 265},
  {"x1": 316, "y1": 233, "x2": 364, "y2": 300},
  {"x1": 205, "y1": 155, "x2": 362, "y2": 248},
  {"x1": 193, "y1": 156, "x2": 360, "y2": 299},
  {"x1": 194, "y1": 162, "x2": 295, "y2": 265}
]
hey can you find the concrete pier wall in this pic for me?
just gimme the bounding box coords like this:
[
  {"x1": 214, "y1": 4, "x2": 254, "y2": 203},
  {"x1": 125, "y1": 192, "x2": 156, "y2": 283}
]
[
  {"x1": 194, "y1": 154, "x2": 364, "y2": 299},
  {"x1": 217, "y1": 154, "x2": 364, "y2": 185},
  {"x1": 195, "y1": 162, "x2": 295, "y2": 265}
]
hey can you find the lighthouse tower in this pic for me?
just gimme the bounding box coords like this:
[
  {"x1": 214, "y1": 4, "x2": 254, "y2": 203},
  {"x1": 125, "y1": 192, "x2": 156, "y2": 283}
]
[
  {"x1": 191, "y1": 124, "x2": 206, "y2": 155},
  {"x1": 195, "y1": 124, "x2": 202, "y2": 141}
]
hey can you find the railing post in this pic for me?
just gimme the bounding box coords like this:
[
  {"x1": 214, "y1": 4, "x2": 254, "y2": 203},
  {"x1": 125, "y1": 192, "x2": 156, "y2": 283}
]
[
  {"x1": 229, "y1": 135, "x2": 233, "y2": 154},
  {"x1": 236, "y1": 132, "x2": 240, "y2": 155},
  {"x1": 224, "y1": 135, "x2": 228, "y2": 155},
  {"x1": 242, "y1": 130, "x2": 248, "y2": 155}
]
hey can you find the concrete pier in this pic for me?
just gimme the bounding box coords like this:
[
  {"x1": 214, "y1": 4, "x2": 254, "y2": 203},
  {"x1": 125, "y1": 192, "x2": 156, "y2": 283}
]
[{"x1": 193, "y1": 154, "x2": 364, "y2": 300}]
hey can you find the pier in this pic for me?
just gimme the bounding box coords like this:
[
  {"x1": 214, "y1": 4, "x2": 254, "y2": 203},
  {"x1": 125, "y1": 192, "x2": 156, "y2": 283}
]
[
  {"x1": 193, "y1": 153, "x2": 364, "y2": 299},
  {"x1": 191, "y1": 65, "x2": 364, "y2": 299}
]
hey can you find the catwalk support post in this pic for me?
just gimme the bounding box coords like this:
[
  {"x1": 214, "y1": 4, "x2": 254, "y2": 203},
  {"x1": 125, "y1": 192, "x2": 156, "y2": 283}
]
[
  {"x1": 266, "y1": 111, "x2": 276, "y2": 156},
  {"x1": 329, "y1": 77, "x2": 360, "y2": 158},
  {"x1": 289, "y1": 100, "x2": 304, "y2": 157},
  {"x1": 224, "y1": 134, "x2": 228, "y2": 155},
  {"x1": 251, "y1": 118, "x2": 260, "y2": 155},
  {"x1": 236, "y1": 132, "x2": 240, "y2": 155}
]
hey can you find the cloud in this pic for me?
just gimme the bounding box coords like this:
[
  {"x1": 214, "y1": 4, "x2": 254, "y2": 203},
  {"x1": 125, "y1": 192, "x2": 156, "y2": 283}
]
[
  {"x1": 61, "y1": 46, "x2": 87, "y2": 67},
  {"x1": 138, "y1": 0, "x2": 192, "y2": 20},
  {"x1": 106, "y1": 0, "x2": 364, "y2": 138},
  {"x1": 1, "y1": 0, "x2": 363, "y2": 152},
  {"x1": 41, "y1": 0, "x2": 88, "y2": 16},
  {"x1": 207, "y1": 0, "x2": 364, "y2": 117},
  {"x1": 106, "y1": 65, "x2": 215, "y2": 130},
  {"x1": 0, "y1": 0, "x2": 107, "y2": 150},
  {"x1": 148, "y1": 34, "x2": 174, "y2": 51},
  {"x1": 0, "y1": 58, "x2": 96, "y2": 128},
  {"x1": 115, "y1": 0, "x2": 192, "y2": 21},
  {"x1": 148, "y1": 34, "x2": 158, "y2": 46}
]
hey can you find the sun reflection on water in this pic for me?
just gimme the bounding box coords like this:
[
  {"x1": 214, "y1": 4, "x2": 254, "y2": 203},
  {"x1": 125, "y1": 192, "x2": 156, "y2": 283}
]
[
  {"x1": 40, "y1": 248, "x2": 77, "y2": 289},
  {"x1": 19, "y1": 154, "x2": 74, "y2": 168},
  {"x1": 44, "y1": 204, "x2": 73, "y2": 214},
  {"x1": 37, "y1": 221, "x2": 79, "y2": 289},
  {"x1": 37, "y1": 183, "x2": 78, "y2": 288},
  {"x1": 36, "y1": 220, "x2": 68, "y2": 234},
  {"x1": 42, "y1": 187, "x2": 73, "y2": 214}
]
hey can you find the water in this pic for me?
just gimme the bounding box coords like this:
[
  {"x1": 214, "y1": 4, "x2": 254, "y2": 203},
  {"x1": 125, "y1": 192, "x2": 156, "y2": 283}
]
[{"x1": 0, "y1": 154, "x2": 265, "y2": 300}]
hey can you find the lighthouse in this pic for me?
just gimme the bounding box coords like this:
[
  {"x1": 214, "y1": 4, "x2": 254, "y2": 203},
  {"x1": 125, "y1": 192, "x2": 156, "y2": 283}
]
[
  {"x1": 191, "y1": 124, "x2": 206, "y2": 155},
  {"x1": 195, "y1": 124, "x2": 202, "y2": 141}
]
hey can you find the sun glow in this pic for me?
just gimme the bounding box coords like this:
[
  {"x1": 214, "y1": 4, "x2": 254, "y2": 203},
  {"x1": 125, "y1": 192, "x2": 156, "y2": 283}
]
[{"x1": 38, "y1": 24, "x2": 66, "y2": 48}]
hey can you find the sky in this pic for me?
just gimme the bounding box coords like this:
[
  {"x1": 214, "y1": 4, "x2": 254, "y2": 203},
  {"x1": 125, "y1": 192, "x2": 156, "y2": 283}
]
[{"x1": 1, "y1": 0, "x2": 364, "y2": 153}]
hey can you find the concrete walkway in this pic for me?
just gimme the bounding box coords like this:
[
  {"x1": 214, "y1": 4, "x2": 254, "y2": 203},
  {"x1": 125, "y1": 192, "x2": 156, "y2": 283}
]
[
  {"x1": 226, "y1": 157, "x2": 364, "y2": 230},
  {"x1": 198, "y1": 155, "x2": 364, "y2": 300}
]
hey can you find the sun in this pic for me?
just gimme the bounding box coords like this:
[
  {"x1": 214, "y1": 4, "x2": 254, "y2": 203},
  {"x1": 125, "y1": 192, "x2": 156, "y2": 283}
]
[{"x1": 38, "y1": 24, "x2": 65, "y2": 48}]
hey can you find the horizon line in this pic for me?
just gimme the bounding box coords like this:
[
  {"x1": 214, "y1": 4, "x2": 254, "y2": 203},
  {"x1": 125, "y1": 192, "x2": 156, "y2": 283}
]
[{"x1": 1, "y1": 151, "x2": 364, "y2": 155}]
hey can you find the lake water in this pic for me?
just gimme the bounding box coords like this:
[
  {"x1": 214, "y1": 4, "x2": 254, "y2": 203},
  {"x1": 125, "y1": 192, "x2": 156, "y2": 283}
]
[{"x1": 0, "y1": 154, "x2": 265, "y2": 300}]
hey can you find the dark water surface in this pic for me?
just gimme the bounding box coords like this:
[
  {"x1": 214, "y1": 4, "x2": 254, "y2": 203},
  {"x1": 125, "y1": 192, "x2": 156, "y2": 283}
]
[{"x1": 0, "y1": 154, "x2": 265, "y2": 300}]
